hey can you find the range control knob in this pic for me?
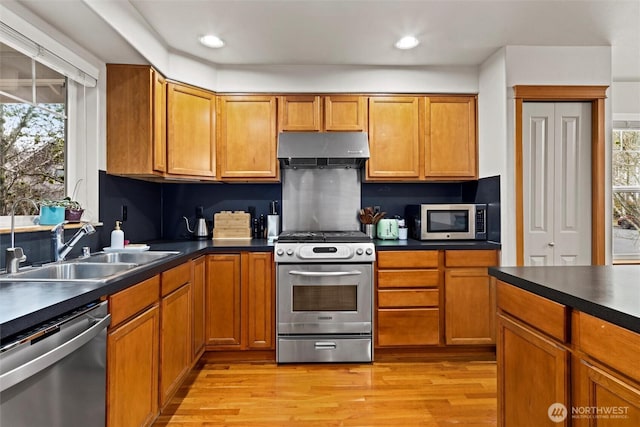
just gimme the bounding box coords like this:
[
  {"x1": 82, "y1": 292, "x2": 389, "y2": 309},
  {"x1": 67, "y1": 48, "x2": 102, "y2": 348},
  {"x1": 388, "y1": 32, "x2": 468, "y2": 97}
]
[
  {"x1": 365, "y1": 248, "x2": 373, "y2": 255},
  {"x1": 356, "y1": 248, "x2": 364, "y2": 255},
  {"x1": 276, "y1": 249, "x2": 284, "y2": 256},
  {"x1": 286, "y1": 249, "x2": 294, "y2": 256}
]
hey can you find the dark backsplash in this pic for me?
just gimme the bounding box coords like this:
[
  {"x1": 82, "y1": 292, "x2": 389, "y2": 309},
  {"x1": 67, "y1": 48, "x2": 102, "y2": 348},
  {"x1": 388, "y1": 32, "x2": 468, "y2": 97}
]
[{"x1": 1, "y1": 172, "x2": 500, "y2": 266}]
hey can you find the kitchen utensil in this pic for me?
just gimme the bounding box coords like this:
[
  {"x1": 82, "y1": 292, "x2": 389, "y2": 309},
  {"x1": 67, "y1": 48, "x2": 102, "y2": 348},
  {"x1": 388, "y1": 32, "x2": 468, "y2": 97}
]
[
  {"x1": 183, "y1": 206, "x2": 209, "y2": 240},
  {"x1": 376, "y1": 218, "x2": 399, "y2": 240}
]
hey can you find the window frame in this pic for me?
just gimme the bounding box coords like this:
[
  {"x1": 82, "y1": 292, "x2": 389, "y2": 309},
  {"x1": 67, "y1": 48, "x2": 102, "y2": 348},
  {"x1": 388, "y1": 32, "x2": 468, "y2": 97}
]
[
  {"x1": 611, "y1": 121, "x2": 640, "y2": 263},
  {"x1": 0, "y1": 15, "x2": 100, "y2": 231}
]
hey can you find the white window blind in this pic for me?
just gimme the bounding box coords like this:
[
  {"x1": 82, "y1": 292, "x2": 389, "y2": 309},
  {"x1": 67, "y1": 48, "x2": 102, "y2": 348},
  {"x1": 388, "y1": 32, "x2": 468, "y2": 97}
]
[{"x1": 0, "y1": 21, "x2": 97, "y2": 88}]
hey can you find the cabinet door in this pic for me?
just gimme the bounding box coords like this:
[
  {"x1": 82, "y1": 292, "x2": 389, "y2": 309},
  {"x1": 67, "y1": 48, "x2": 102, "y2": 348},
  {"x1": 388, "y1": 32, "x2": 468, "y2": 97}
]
[
  {"x1": 278, "y1": 95, "x2": 321, "y2": 131},
  {"x1": 217, "y1": 95, "x2": 278, "y2": 180},
  {"x1": 243, "y1": 252, "x2": 274, "y2": 349},
  {"x1": 107, "y1": 306, "x2": 159, "y2": 427},
  {"x1": 573, "y1": 360, "x2": 640, "y2": 427},
  {"x1": 205, "y1": 254, "x2": 242, "y2": 348},
  {"x1": 192, "y1": 256, "x2": 206, "y2": 360},
  {"x1": 367, "y1": 96, "x2": 422, "y2": 179},
  {"x1": 324, "y1": 95, "x2": 366, "y2": 131},
  {"x1": 425, "y1": 96, "x2": 477, "y2": 180},
  {"x1": 152, "y1": 69, "x2": 166, "y2": 173},
  {"x1": 166, "y1": 82, "x2": 216, "y2": 177},
  {"x1": 497, "y1": 314, "x2": 569, "y2": 427},
  {"x1": 445, "y1": 268, "x2": 495, "y2": 345},
  {"x1": 159, "y1": 283, "x2": 192, "y2": 408},
  {"x1": 107, "y1": 64, "x2": 163, "y2": 177}
]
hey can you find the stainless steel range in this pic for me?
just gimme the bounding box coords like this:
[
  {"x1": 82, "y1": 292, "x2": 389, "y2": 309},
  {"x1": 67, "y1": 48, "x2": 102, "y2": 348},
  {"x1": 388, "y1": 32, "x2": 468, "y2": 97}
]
[{"x1": 275, "y1": 231, "x2": 375, "y2": 363}]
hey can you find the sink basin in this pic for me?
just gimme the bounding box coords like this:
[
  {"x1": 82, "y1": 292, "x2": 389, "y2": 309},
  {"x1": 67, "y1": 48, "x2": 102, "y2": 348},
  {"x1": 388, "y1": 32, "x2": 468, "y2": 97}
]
[
  {"x1": 77, "y1": 251, "x2": 179, "y2": 265},
  {"x1": 1, "y1": 262, "x2": 138, "y2": 282}
]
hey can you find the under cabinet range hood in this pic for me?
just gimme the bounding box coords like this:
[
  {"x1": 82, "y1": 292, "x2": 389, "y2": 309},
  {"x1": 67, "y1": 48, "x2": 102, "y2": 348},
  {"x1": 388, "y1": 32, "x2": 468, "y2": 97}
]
[{"x1": 277, "y1": 132, "x2": 370, "y2": 169}]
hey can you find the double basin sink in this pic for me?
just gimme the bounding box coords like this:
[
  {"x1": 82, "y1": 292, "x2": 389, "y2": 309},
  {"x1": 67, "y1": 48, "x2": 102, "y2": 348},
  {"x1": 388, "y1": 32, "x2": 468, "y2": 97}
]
[{"x1": 0, "y1": 251, "x2": 180, "y2": 283}]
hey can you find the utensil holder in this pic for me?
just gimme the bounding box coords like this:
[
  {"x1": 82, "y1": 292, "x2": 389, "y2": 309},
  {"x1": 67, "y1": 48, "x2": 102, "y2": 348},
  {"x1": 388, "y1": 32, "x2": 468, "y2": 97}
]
[{"x1": 364, "y1": 223, "x2": 375, "y2": 239}]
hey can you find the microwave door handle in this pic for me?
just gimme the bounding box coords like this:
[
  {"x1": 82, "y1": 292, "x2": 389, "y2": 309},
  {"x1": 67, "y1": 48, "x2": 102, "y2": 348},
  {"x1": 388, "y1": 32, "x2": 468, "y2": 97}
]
[{"x1": 288, "y1": 270, "x2": 362, "y2": 277}]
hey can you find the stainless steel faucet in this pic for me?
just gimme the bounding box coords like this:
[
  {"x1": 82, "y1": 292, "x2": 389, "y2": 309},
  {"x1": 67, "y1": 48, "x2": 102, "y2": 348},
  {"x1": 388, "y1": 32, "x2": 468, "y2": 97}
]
[
  {"x1": 51, "y1": 221, "x2": 96, "y2": 262},
  {"x1": 5, "y1": 198, "x2": 39, "y2": 274}
]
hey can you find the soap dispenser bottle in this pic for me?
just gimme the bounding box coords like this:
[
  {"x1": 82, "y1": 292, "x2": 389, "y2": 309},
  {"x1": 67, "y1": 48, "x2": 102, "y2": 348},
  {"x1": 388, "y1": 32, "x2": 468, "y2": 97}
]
[{"x1": 111, "y1": 221, "x2": 124, "y2": 249}]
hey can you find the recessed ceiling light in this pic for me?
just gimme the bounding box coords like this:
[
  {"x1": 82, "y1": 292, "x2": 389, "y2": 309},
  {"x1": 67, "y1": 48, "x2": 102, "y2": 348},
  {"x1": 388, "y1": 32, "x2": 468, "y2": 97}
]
[
  {"x1": 395, "y1": 36, "x2": 419, "y2": 50},
  {"x1": 199, "y1": 34, "x2": 225, "y2": 49}
]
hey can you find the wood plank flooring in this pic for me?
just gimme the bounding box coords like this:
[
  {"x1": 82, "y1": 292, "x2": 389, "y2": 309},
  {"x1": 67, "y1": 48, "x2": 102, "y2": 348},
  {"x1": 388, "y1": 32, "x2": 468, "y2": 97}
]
[{"x1": 153, "y1": 355, "x2": 497, "y2": 427}]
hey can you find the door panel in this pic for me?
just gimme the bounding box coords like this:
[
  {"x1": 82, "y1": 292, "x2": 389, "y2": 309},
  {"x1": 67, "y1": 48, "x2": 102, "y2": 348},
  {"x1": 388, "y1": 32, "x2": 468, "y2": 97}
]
[
  {"x1": 523, "y1": 102, "x2": 591, "y2": 266},
  {"x1": 553, "y1": 103, "x2": 591, "y2": 266},
  {"x1": 523, "y1": 103, "x2": 554, "y2": 266}
]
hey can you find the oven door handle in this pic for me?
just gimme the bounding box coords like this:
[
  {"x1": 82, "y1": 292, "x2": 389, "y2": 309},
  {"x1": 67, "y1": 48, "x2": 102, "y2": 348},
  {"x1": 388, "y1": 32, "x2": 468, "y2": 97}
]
[{"x1": 288, "y1": 270, "x2": 362, "y2": 277}]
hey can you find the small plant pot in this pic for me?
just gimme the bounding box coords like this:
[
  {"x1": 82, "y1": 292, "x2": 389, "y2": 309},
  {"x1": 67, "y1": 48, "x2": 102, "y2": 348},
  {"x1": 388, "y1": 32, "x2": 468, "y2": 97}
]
[
  {"x1": 65, "y1": 208, "x2": 84, "y2": 223},
  {"x1": 40, "y1": 206, "x2": 65, "y2": 225}
]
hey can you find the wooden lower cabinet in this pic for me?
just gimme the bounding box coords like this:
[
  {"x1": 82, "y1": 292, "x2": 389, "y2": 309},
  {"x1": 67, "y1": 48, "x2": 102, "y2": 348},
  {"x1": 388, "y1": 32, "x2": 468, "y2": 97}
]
[
  {"x1": 243, "y1": 252, "x2": 274, "y2": 349},
  {"x1": 107, "y1": 276, "x2": 160, "y2": 427},
  {"x1": 378, "y1": 308, "x2": 439, "y2": 346},
  {"x1": 376, "y1": 250, "x2": 441, "y2": 347},
  {"x1": 573, "y1": 360, "x2": 640, "y2": 427},
  {"x1": 192, "y1": 256, "x2": 206, "y2": 360},
  {"x1": 497, "y1": 313, "x2": 570, "y2": 427},
  {"x1": 159, "y1": 282, "x2": 191, "y2": 407},
  {"x1": 444, "y1": 250, "x2": 498, "y2": 345},
  {"x1": 497, "y1": 281, "x2": 640, "y2": 427},
  {"x1": 205, "y1": 252, "x2": 274, "y2": 350}
]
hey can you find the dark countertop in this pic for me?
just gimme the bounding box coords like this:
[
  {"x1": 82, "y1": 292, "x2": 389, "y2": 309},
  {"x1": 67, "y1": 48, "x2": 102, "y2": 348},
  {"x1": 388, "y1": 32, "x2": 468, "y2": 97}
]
[
  {"x1": 1, "y1": 237, "x2": 500, "y2": 341},
  {"x1": 374, "y1": 239, "x2": 501, "y2": 250},
  {"x1": 489, "y1": 266, "x2": 640, "y2": 334}
]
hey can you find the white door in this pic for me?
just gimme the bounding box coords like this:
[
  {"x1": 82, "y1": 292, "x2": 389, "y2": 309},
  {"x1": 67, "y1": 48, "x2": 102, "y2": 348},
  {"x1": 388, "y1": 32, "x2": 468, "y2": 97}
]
[{"x1": 523, "y1": 102, "x2": 592, "y2": 266}]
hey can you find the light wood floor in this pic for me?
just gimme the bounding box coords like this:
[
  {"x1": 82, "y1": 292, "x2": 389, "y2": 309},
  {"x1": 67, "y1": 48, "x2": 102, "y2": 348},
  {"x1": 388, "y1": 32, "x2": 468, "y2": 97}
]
[{"x1": 153, "y1": 355, "x2": 497, "y2": 427}]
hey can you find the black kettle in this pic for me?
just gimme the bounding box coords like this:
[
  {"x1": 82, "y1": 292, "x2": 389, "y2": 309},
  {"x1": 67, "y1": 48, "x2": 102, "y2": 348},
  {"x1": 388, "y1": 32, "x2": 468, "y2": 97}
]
[{"x1": 183, "y1": 206, "x2": 209, "y2": 239}]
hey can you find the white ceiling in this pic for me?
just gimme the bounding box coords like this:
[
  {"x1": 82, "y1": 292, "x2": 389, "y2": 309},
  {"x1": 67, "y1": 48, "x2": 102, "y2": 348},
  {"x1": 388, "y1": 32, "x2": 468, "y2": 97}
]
[{"x1": 16, "y1": 0, "x2": 640, "y2": 81}]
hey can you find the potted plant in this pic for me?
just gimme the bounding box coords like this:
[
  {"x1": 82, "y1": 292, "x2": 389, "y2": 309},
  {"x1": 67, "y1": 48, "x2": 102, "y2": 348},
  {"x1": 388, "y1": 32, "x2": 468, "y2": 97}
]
[
  {"x1": 61, "y1": 197, "x2": 84, "y2": 222},
  {"x1": 39, "y1": 199, "x2": 66, "y2": 225}
]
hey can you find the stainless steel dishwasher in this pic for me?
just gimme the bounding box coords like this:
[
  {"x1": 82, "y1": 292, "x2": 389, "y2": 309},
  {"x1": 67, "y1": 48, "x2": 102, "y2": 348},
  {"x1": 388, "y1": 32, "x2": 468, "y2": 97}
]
[{"x1": 0, "y1": 300, "x2": 110, "y2": 427}]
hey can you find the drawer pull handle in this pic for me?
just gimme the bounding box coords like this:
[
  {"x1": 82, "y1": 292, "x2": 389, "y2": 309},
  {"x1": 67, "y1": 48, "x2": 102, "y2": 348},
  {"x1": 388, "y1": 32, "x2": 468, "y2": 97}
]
[{"x1": 314, "y1": 342, "x2": 337, "y2": 350}]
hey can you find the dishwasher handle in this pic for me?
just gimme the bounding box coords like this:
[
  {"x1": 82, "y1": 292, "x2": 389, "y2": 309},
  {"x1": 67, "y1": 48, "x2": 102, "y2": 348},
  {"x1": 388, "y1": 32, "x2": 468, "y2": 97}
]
[{"x1": 0, "y1": 313, "x2": 111, "y2": 392}]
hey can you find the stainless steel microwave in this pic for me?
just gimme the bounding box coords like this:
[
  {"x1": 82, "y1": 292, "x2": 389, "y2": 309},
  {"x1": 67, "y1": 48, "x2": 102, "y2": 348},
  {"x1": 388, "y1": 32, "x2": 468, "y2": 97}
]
[{"x1": 405, "y1": 204, "x2": 487, "y2": 241}]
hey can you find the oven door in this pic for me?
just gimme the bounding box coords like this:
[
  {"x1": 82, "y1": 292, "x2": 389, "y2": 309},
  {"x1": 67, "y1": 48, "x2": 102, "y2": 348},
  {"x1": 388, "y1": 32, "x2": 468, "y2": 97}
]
[{"x1": 277, "y1": 263, "x2": 372, "y2": 335}]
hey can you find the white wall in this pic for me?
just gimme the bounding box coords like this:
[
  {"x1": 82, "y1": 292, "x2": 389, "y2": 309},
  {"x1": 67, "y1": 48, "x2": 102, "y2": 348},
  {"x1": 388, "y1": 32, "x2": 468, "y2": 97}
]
[
  {"x1": 215, "y1": 64, "x2": 478, "y2": 93},
  {"x1": 612, "y1": 82, "x2": 640, "y2": 120},
  {"x1": 491, "y1": 46, "x2": 613, "y2": 266}
]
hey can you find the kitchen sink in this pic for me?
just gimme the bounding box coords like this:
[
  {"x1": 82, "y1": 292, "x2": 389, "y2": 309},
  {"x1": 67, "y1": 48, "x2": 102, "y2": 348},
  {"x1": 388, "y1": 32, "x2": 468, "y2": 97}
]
[
  {"x1": 76, "y1": 251, "x2": 180, "y2": 265},
  {"x1": 0, "y1": 262, "x2": 138, "y2": 282}
]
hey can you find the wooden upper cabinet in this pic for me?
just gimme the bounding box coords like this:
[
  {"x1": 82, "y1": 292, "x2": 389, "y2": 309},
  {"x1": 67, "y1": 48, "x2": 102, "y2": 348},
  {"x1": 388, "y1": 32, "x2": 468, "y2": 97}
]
[
  {"x1": 367, "y1": 96, "x2": 422, "y2": 180},
  {"x1": 107, "y1": 64, "x2": 166, "y2": 177},
  {"x1": 166, "y1": 82, "x2": 216, "y2": 178},
  {"x1": 324, "y1": 95, "x2": 367, "y2": 131},
  {"x1": 217, "y1": 95, "x2": 278, "y2": 180},
  {"x1": 424, "y1": 96, "x2": 477, "y2": 180},
  {"x1": 278, "y1": 95, "x2": 321, "y2": 131},
  {"x1": 279, "y1": 95, "x2": 367, "y2": 132}
]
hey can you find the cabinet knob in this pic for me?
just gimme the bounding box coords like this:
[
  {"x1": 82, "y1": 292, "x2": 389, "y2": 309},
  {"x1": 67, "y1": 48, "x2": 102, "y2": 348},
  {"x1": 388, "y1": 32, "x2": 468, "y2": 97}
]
[{"x1": 548, "y1": 242, "x2": 555, "y2": 247}]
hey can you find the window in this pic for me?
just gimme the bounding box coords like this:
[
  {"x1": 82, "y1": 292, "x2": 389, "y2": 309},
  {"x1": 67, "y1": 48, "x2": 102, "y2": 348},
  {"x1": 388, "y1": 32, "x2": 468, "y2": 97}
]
[
  {"x1": 0, "y1": 15, "x2": 100, "y2": 229},
  {"x1": 612, "y1": 121, "x2": 640, "y2": 261},
  {"x1": 1, "y1": 42, "x2": 67, "y2": 215}
]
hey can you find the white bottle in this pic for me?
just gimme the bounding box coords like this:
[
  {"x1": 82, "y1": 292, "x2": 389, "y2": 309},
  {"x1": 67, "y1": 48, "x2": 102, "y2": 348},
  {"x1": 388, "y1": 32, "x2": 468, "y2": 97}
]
[{"x1": 111, "y1": 220, "x2": 124, "y2": 249}]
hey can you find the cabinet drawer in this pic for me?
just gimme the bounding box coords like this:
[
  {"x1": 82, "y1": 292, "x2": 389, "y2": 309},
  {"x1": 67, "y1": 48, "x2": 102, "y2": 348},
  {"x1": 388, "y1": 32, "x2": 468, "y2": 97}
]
[
  {"x1": 497, "y1": 281, "x2": 567, "y2": 342},
  {"x1": 377, "y1": 308, "x2": 440, "y2": 346},
  {"x1": 445, "y1": 250, "x2": 498, "y2": 267},
  {"x1": 377, "y1": 251, "x2": 439, "y2": 268},
  {"x1": 161, "y1": 262, "x2": 191, "y2": 296},
  {"x1": 378, "y1": 289, "x2": 439, "y2": 308},
  {"x1": 378, "y1": 269, "x2": 439, "y2": 288},
  {"x1": 577, "y1": 312, "x2": 640, "y2": 382},
  {"x1": 109, "y1": 275, "x2": 160, "y2": 328}
]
